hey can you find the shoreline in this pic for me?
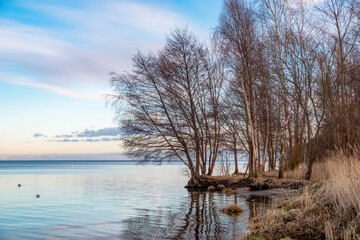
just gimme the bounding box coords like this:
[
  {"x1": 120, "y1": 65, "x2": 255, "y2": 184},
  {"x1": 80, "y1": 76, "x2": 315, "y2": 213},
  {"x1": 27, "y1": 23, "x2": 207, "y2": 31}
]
[
  {"x1": 185, "y1": 174, "x2": 306, "y2": 191},
  {"x1": 244, "y1": 153, "x2": 360, "y2": 240}
]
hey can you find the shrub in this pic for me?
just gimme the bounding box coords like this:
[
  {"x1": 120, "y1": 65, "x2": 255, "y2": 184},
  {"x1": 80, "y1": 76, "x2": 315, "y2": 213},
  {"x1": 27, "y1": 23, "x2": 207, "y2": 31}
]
[
  {"x1": 221, "y1": 205, "x2": 243, "y2": 216},
  {"x1": 221, "y1": 188, "x2": 236, "y2": 195},
  {"x1": 208, "y1": 185, "x2": 216, "y2": 192}
]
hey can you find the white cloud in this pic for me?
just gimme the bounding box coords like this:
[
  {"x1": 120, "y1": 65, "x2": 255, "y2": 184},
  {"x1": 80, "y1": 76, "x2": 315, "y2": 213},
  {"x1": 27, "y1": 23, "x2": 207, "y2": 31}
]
[
  {"x1": 103, "y1": 1, "x2": 187, "y2": 34},
  {"x1": 24, "y1": 0, "x2": 187, "y2": 35},
  {"x1": 0, "y1": 24, "x2": 65, "y2": 57},
  {"x1": 0, "y1": 0, "x2": 201, "y2": 99},
  {"x1": 16, "y1": 81, "x2": 103, "y2": 101},
  {"x1": 0, "y1": 74, "x2": 103, "y2": 101},
  {"x1": 0, "y1": 20, "x2": 132, "y2": 86}
]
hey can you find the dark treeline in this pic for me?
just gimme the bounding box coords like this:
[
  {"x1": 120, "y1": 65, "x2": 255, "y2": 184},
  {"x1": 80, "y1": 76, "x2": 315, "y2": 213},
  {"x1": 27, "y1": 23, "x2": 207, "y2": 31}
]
[{"x1": 109, "y1": 0, "x2": 360, "y2": 186}]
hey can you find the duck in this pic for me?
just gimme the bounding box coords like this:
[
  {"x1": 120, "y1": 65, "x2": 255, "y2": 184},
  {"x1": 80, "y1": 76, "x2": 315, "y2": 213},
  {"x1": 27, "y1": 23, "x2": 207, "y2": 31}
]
[
  {"x1": 36, "y1": 194, "x2": 40, "y2": 198},
  {"x1": 18, "y1": 184, "x2": 21, "y2": 187}
]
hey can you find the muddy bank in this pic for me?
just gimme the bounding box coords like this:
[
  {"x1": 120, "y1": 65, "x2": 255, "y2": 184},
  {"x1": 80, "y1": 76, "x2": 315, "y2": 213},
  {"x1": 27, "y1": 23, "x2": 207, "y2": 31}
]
[
  {"x1": 185, "y1": 175, "x2": 306, "y2": 191},
  {"x1": 237, "y1": 188, "x2": 297, "y2": 201}
]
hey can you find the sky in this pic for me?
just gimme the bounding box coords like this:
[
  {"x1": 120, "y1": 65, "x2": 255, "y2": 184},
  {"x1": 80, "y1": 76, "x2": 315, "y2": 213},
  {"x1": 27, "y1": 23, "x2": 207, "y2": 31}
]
[{"x1": 0, "y1": 0, "x2": 222, "y2": 160}]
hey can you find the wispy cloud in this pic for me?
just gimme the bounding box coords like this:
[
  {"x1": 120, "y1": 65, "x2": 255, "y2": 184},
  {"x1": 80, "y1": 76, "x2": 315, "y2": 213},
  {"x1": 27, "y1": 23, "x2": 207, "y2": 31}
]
[
  {"x1": 55, "y1": 134, "x2": 73, "y2": 138},
  {"x1": 0, "y1": 0, "x2": 195, "y2": 100},
  {"x1": 24, "y1": 0, "x2": 186, "y2": 35},
  {"x1": 100, "y1": 137, "x2": 121, "y2": 142},
  {"x1": 0, "y1": 152, "x2": 128, "y2": 160},
  {"x1": 1, "y1": 75, "x2": 102, "y2": 101},
  {"x1": 76, "y1": 127, "x2": 119, "y2": 138},
  {"x1": 82, "y1": 137, "x2": 120, "y2": 142},
  {"x1": 43, "y1": 127, "x2": 121, "y2": 143},
  {"x1": 56, "y1": 139, "x2": 79, "y2": 143},
  {"x1": 33, "y1": 133, "x2": 47, "y2": 138},
  {"x1": 50, "y1": 137, "x2": 120, "y2": 143}
]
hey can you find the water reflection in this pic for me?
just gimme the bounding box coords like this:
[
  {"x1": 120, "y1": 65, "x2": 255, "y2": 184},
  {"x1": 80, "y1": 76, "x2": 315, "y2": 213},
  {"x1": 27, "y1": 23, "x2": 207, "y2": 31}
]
[
  {"x1": 0, "y1": 162, "x2": 275, "y2": 239},
  {"x1": 175, "y1": 192, "x2": 222, "y2": 240},
  {"x1": 121, "y1": 191, "x2": 273, "y2": 240},
  {"x1": 247, "y1": 195, "x2": 274, "y2": 219}
]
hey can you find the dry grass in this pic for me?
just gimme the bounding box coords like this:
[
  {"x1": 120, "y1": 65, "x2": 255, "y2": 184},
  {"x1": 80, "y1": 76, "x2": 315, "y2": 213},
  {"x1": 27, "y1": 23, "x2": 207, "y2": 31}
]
[
  {"x1": 208, "y1": 185, "x2": 216, "y2": 192},
  {"x1": 249, "y1": 151, "x2": 360, "y2": 240},
  {"x1": 321, "y1": 152, "x2": 360, "y2": 213},
  {"x1": 285, "y1": 167, "x2": 306, "y2": 179},
  {"x1": 262, "y1": 167, "x2": 306, "y2": 180},
  {"x1": 261, "y1": 170, "x2": 278, "y2": 178},
  {"x1": 221, "y1": 205, "x2": 243, "y2": 216},
  {"x1": 201, "y1": 174, "x2": 235, "y2": 180}
]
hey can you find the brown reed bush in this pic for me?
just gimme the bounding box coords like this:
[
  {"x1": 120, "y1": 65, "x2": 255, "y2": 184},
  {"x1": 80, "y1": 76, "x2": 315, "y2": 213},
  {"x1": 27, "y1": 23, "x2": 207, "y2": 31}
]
[
  {"x1": 262, "y1": 166, "x2": 306, "y2": 179},
  {"x1": 284, "y1": 166, "x2": 307, "y2": 179},
  {"x1": 249, "y1": 151, "x2": 360, "y2": 240}
]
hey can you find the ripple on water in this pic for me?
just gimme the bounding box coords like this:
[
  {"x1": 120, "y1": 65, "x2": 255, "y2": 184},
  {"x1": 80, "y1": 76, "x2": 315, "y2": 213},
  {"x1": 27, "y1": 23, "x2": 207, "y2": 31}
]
[{"x1": 0, "y1": 162, "x2": 273, "y2": 239}]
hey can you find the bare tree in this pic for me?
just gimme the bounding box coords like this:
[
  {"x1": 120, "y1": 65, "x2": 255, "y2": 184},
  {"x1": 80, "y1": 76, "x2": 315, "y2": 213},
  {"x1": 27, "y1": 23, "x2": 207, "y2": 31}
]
[
  {"x1": 215, "y1": 0, "x2": 263, "y2": 178},
  {"x1": 316, "y1": 0, "x2": 359, "y2": 155},
  {"x1": 109, "y1": 28, "x2": 224, "y2": 186},
  {"x1": 109, "y1": 0, "x2": 360, "y2": 183}
]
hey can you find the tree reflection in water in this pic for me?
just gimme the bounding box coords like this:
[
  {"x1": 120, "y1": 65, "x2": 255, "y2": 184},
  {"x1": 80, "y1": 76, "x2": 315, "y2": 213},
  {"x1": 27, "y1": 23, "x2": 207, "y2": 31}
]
[
  {"x1": 120, "y1": 191, "x2": 273, "y2": 240},
  {"x1": 247, "y1": 195, "x2": 274, "y2": 219}
]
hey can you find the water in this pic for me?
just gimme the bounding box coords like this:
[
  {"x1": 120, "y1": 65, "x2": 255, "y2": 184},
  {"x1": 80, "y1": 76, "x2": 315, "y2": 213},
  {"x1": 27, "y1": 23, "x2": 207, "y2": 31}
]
[{"x1": 0, "y1": 161, "x2": 272, "y2": 239}]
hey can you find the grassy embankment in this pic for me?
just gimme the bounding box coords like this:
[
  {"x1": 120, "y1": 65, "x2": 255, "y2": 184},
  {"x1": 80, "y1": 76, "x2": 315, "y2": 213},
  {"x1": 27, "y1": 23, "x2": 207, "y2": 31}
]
[{"x1": 247, "y1": 152, "x2": 360, "y2": 240}]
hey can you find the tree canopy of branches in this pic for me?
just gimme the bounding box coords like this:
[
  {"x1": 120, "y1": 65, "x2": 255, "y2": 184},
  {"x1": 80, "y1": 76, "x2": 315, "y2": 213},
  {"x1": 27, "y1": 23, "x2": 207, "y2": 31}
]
[
  {"x1": 110, "y1": 0, "x2": 359, "y2": 183},
  {"x1": 214, "y1": 0, "x2": 359, "y2": 179},
  {"x1": 109, "y1": 29, "x2": 224, "y2": 186}
]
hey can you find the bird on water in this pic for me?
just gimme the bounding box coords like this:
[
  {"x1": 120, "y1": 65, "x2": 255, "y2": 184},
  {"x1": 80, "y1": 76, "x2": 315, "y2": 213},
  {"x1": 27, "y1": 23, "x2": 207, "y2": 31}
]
[{"x1": 36, "y1": 194, "x2": 40, "y2": 198}]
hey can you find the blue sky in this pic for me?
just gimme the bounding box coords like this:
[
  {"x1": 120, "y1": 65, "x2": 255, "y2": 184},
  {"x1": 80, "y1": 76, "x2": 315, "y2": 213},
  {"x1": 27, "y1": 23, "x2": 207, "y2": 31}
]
[{"x1": 0, "y1": 0, "x2": 222, "y2": 160}]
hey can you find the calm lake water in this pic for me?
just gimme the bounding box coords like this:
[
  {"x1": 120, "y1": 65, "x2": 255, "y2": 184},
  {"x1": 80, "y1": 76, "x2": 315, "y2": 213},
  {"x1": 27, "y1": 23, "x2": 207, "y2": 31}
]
[{"x1": 0, "y1": 161, "x2": 271, "y2": 239}]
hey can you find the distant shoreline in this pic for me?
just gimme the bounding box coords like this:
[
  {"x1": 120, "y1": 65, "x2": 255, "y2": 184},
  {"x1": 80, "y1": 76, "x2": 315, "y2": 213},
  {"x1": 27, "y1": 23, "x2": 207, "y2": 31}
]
[{"x1": 0, "y1": 159, "x2": 249, "y2": 163}]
